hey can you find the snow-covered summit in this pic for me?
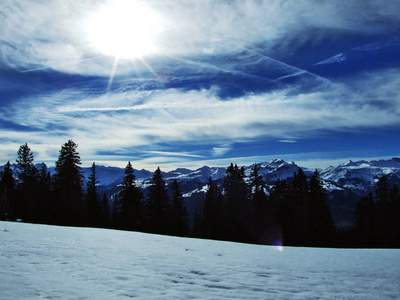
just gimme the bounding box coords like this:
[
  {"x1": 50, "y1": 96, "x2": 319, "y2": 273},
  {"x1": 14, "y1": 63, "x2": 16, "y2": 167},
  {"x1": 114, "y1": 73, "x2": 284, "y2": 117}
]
[{"x1": 320, "y1": 157, "x2": 400, "y2": 195}]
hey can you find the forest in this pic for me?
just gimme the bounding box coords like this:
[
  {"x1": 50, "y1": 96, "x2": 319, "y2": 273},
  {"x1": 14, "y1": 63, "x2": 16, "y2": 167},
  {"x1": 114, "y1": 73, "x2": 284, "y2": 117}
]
[{"x1": 1, "y1": 140, "x2": 399, "y2": 248}]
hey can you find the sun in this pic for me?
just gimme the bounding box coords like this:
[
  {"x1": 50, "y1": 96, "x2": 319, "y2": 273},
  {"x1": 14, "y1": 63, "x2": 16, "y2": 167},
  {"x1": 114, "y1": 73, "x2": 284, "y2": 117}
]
[{"x1": 86, "y1": 0, "x2": 164, "y2": 59}]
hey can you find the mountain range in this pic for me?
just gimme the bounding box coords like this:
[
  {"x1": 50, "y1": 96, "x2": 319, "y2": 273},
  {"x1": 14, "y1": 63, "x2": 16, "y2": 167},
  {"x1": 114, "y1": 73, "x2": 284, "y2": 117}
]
[
  {"x1": 4, "y1": 157, "x2": 400, "y2": 227},
  {"x1": 81, "y1": 157, "x2": 400, "y2": 227}
]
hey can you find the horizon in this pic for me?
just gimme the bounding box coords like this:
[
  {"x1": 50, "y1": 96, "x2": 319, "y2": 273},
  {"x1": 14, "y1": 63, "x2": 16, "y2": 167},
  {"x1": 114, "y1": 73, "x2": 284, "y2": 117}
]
[
  {"x1": 1, "y1": 1, "x2": 400, "y2": 172},
  {"x1": 2, "y1": 149, "x2": 399, "y2": 173}
]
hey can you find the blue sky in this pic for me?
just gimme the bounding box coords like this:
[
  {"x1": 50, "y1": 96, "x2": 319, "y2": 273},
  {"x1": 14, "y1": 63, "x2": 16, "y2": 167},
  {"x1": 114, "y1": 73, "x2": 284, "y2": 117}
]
[{"x1": 1, "y1": 0, "x2": 400, "y2": 171}]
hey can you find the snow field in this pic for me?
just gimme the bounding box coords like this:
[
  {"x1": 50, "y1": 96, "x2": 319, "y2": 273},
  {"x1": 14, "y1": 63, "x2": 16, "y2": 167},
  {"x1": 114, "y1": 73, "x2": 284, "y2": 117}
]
[{"x1": 1, "y1": 221, "x2": 399, "y2": 299}]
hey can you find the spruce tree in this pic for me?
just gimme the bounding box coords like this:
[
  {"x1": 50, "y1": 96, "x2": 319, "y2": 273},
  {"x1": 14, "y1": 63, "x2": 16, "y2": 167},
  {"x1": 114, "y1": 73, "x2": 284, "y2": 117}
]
[
  {"x1": 170, "y1": 179, "x2": 189, "y2": 236},
  {"x1": 270, "y1": 178, "x2": 290, "y2": 245},
  {"x1": 0, "y1": 161, "x2": 16, "y2": 220},
  {"x1": 86, "y1": 162, "x2": 101, "y2": 227},
  {"x1": 249, "y1": 163, "x2": 270, "y2": 244},
  {"x1": 53, "y1": 140, "x2": 84, "y2": 225},
  {"x1": 222, "y1": 163, "x2": 250, "y2": 242},
  {"x1": 101, "y1": 193, "x2": 110, "y2": 227},
  {"x1": 202, "y1": 176, "x2": 223, "y2": 239},
  {"x1": 34, "y1": 164, "x2": 52, "y2": 224},
  {"x1": 374, "y1": 175, "x2": 391, "y2": 246},
  {"x1": 15, "y1": 143, "x2": 37, "y2": 220},
  {"x1": 353, "y1": 192, "x2": 376, "y2": 247},
  {"x1": 303, "y1": 169, "x2": 336, "y2": 246},
  {"x1": 116, "y1": 161, "x2": 143, "y2": 231},
  {"x1": 144, "y1": 167, "x2": 170, "y2": 234},
  {"x1": 286, "y1": 169, "x2": 308, "y2": 245}
]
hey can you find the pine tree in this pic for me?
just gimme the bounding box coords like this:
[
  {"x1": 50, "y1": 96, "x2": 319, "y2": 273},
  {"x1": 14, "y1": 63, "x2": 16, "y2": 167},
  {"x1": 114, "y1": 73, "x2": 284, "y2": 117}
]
[
  {"x1": 52, "y1": 140, "x2": 84, "y2": 225},
  {"x1": 144, "y1": 167, "x2": 170, "y2": 234},
  {"x1": 15, "y1": 143, "x2": 37, "y2": 220},
  {"x1": 16, "y1": 143, "x2": 36, "y2": 186},
  {"x1": 303, "y1": 169, "x2": 336, "y2": 246},
  {"x1": 388, "y1": 184, "x2": 400, "y2": 247},
  {"x1": 116, "y1": 162, "x2": 143, "y2": 231},
  {"x1": 222, "y1": 163, "x2": 250, "y2": 242},
  {"x1": 353, "y1": 192, "x2": 376, "y2": 247},
  {"x1": 170, "y1": 179, "x2": 189, "y2": 236},
  {"x1": 249, "y1": 163, "x2": 271, "y2": 244},
  {"x1": 86, "y1": 162, "x2": 101, "y2": 227},
  {"x1": 270, "y1": 178, "x2": 290, "y2": 245},
  {"x1": 33, "y1": 164, "x2": 52, "y2": 224},
  {"x1": 101, "y1": 193, "x2": 110, "y2": 227},
  {"x1": 0, "y1": 161, "x2": 16, "y2": 220},
  {"x1": 374, "y1": 175, "x2": 391, "y2": 246},
  {"x1": 202, "y1": 176, "x2": 223, "y2": 239},
  {"x1": 286, "y1": 168, "x2": 308, "y2": 245}
]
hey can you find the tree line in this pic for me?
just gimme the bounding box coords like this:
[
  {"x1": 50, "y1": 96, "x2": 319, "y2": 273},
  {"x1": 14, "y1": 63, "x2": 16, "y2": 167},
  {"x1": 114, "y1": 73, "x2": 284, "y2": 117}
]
[
  {"x1": 0, "y1": 141, "x2": 189, "y2": 236},
  {"x1": 1, "y1": 140, "x2": 399, "y2": 248}
]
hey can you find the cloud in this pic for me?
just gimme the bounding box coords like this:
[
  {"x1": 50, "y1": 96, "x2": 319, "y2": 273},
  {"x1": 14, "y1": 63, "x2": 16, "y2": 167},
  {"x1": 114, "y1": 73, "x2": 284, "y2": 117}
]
[
  {"x1": 1, "y1": 64, "x2": 398, "y2": 168},
  {"x1": 315, "y1": 53, "x2": 346, "y2": 66},
  {"x1": 1, "y1": 0, "x2": 399, "y2": 75}
]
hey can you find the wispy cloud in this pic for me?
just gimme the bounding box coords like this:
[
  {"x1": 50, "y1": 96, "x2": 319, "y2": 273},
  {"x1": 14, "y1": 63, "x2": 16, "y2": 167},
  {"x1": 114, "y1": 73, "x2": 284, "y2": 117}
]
[
  {"x1": 1, "y1": 0, "x2": 399, "y2": 75},
  {"x1": 1, "y1": 0, "x2": 400, "y2": 170},
  {"x1": 0, "y1": 65, "x2": 398, "y2": 168}
]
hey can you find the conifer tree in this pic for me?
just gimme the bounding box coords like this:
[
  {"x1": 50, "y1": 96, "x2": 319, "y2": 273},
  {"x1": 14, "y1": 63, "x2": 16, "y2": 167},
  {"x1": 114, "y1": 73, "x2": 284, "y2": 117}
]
[
  {"x1": 286, "y1": 168, "x2": 308, "y2": 245},
  {"x1": 388, "y1": 184, "x2": 400, "y2": 247},
  {"x1": 0, "y1": 161, "x2": 16, "y2": 220},
  {"x1": 144, "y1": 167, "x2": 170, "y2": 234},
  {"x1": 116, "y1": 161, "x2": 143, "y2": 231},
  {"x1": 101, "y1": 193, "x2": 110, "y2": 227},
  {"x1": 202, "y1": 176, "x2": 223, "y2": 239},
  {"x1": 86, "y1": 162, "x2": 101, "y2": 227},
  {"x1": 33, "y1": 164, "x2": 52, "y2": 224},
  {"x1": 303, "y1": 169, "x2": 336, "y2": 246},
  {"x1": 270, "y1": 178, "x2": 290, "y2": 245},
  {"x1": 170, "y1": 179, "x2": 189, "y2": 236},
  {"x1": 222, "y1": 163, "x2": 250, "y2": 242},
  {"x1": 52, "y1": 140, "x2": 84, "y2": 225},
  {"x1": 249, "y1": 163, "x2": 271, "y2": 244},
  {"x1": 353, "y1": 192, "x2": 376, "y2": 247},
  {"x1": 374, "y1": 175, "x2": 391, "y2": 246},
  {"x1": 15, "y1": 143, "x2": 37, "y2": 220}
]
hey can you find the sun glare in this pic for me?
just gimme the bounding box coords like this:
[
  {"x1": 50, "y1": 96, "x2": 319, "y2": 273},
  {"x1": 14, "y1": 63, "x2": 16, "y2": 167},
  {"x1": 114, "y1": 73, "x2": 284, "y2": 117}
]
[{"x1": 86, "y1": 0, "x2": 164, "y2": 59}]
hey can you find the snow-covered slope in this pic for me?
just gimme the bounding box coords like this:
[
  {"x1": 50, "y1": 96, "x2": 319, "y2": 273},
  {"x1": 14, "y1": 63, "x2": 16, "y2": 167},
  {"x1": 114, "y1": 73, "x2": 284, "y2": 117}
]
[{"x1": 1, "y1": 221, "x2": 399, "y2": 299}]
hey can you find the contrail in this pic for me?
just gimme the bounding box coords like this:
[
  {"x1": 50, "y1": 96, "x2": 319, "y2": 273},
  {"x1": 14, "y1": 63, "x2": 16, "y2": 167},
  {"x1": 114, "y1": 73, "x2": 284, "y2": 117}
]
[{"x1": 20, "y1": 56, "x2": 103, "y2": 73}]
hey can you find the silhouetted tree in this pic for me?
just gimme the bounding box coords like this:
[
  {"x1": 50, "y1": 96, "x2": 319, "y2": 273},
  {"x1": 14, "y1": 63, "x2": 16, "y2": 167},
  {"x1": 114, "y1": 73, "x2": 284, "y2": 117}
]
[
  {"x1": 0, "y1": 161, "x2": 16, "y2": 220},
  {"x1": 52, "y1": 140, "x2": 84, "y2": 225},
  {"x1": 144, "y1": 167, "x2": 170, "y2": 234},
  {"x1": 100, "y1": 193, "x2": 110, "y2": 227},
  {"x1": 286, "y1": 168, "x2": 308, "y2": 245},
  {"x1": 353, "y1": 192, "x2": 376, "y2": 247},
  {"x1": 249, "y1": 163, "x2": 271, "y2": 244},
  {"x1": 222, "y1": 163, "x2": 250, "y2": 242},
  {"x1": 170, "y1": 179, "x2": 189, "y2": 236},
  {"x1": 201, "y1": 176, "x2": 223, "y2": 239},
  {"x1": 15, "y1": 143, "x2": 37, "y2": 220},
  {"x1": 116, "y1": 162, "x2": 143, "y2": 231},
  {"x1": 32, "y1": 164, "x2": 52, "y2": 224},
  {"x1": 86, "y1": 162, "x2": 102, "y2": 227},
  {"x1": 270, "y1": 178, "x2": 291, "y2": 245},
  {"x1": 303, "y1": 169, "x2": 336, "y2": 246},
  {"x1": 374, "y1": 175, "x2": 391, "y2": 246}
]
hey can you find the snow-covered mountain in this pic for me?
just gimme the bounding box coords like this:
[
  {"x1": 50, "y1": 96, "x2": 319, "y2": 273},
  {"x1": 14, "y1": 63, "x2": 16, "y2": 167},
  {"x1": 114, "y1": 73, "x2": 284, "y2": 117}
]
[
  {"x1": 3, "y1": 157, "x2": 400, "y2": 226},
  {"x1": 320, "y1": 158, "x2": 400, "y2": 195}
]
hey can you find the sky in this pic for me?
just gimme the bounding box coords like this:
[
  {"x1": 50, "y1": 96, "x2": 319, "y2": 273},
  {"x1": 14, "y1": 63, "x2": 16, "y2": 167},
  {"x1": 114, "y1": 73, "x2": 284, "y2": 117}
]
[{"x1": 1, "y1": 0, "x2": 400, "y2": 171}]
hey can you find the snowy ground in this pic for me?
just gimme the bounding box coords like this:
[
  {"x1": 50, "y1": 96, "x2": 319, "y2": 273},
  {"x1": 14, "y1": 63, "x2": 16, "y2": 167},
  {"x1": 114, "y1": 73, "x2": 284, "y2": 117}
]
[{"x1": 1, "y1": 222, "x2": 399, "y2": 299}]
